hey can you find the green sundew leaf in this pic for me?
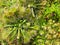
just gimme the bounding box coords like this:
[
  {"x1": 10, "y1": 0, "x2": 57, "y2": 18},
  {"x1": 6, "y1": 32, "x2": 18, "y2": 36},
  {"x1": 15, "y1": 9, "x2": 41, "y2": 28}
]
[
  {"x1": 23, "y1": 30, "x2": 37, "y2": 43},
  {"x1": 2, "y1": 28, "x2": 15, "y2": 39},
  {"x1": 24, "y1": 37, "x2": 30, "y2": 43},
  {"x1": 23, "y1": 20, "x2": 26, "y2": 23},
  {"x1": 21, "y1": 30, "x2": 31, "y2": 43},
  {"x1": 29, "y1": 25, "x2": 39, "y2": 30},
  {"x1": 9, "y1": 27, "x2": 17, "y2": 42},
  {"x1": 9, "y1": 7, "x2": 17, "y2": 13},
  {"x1": 31, "y1": 8, "x2": 35, "y2": 17},
  {"x1": 20, "y1": 20, "x2": 26, "y2": 25},
  {"x1": 17, "y1": 28, "x2": 21, "y2": 39},
  {"x1": 4, "y1": 25, "x2": 14, "y2": 28},
  {"x1": 21, "y1": 30, "x2": 26, "y2": 38},
  {"x1": 10, "y1": 30, "x2": 17, "y2": 42},
  {"x1": 18, "y1": 6, "x2": 26, "y2": 16},
  {"x1": 26, "y1": 22, "x2": 30, "y2": 27}
]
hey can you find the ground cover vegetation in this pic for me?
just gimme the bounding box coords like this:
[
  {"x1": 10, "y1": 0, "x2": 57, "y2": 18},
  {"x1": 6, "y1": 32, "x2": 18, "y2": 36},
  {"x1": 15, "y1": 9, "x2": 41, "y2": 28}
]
[{"x1": 0, "y1": 0, "x2": 60, "y2": 45}]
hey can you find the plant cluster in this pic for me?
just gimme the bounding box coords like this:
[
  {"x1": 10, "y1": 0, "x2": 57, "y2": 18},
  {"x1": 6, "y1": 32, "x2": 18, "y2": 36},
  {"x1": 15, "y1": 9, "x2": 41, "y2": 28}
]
[{"x1": 0, "y1": 0, "x2": 60, "y2": 45}]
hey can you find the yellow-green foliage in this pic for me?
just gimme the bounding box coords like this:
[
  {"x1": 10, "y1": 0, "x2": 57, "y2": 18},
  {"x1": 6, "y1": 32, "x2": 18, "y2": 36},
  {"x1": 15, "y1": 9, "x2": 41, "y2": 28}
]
[{"x1": 0, "y1": 0, "x2": 60, "y2": 45}]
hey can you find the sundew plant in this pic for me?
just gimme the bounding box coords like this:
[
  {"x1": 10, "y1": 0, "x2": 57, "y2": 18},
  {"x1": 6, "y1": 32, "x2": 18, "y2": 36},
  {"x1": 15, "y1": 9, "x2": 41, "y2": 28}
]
[{"x1": 0, "y1": 0, "x2": 60, "y2": 45}]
